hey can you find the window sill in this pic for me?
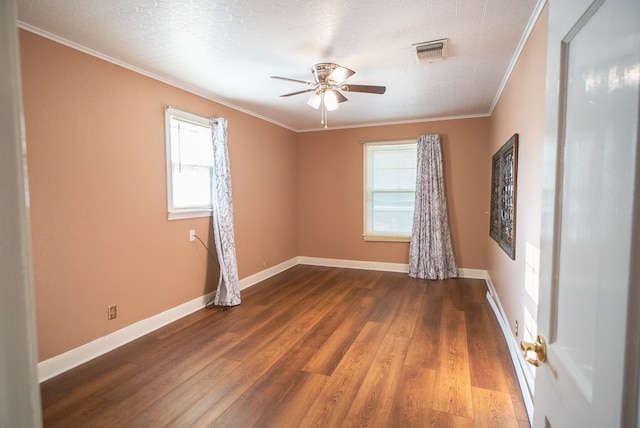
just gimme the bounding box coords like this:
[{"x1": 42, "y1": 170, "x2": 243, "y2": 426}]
[
  {"x1": 363, "y1": 235, "x2": 411, "y2": 243},
  {"x1": 168, "y1": 210, "x2": 212, "y2": 220}
]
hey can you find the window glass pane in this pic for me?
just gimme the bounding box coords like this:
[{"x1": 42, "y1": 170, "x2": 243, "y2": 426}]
[
  {"x1": 165, "y1": 109, "x2": 214, "y2": 216},
  {"x1": 372, "y1": 168, "x2": 416, "y2": 190},
  {"x1": 371, "y1": 191, "x2": 415, "y2": 234},
  {"x1": 172, "y1": 165, "x2": 211, "y2": 209},
  {"x1": 372, "y1": 147, "x2": 416, "y2": 169},
  {"x1": 364, "y1": 141, "x2": 417, "y2": 238},
  {"x1": 170, "y1": 118, "x2": 213, "y2": 167}
]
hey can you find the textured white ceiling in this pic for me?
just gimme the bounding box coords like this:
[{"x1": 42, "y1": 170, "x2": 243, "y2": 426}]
[{"x1": 18, "y1": 0, "x2": 543, "y2": 131}]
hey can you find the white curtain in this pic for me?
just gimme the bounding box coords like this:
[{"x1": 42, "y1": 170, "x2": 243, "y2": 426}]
[
  {"x1": 210, "y1": 118, "x2": 241, "y2": 306},
  {"x1": 408, "y1": 134, "x2": 458, "y2": 280}
]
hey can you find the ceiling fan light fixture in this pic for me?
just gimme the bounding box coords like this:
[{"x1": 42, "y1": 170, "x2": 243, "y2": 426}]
[
  {"x1": 272, "y1": 62, "x2": 385, "y2": 128},
  {"x1": 307, "y1": 93, "x2": 322, "y2": 109},
  {"x1": 324, "y1": 90, "x2": 340, "y2": 111}
]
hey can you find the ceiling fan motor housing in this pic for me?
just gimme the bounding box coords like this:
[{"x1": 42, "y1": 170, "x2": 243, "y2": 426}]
[
  {"x1": 311, "y1": 63, "x2": 334, "y2": 82},
  {"x1": 311, "y1": 63, "x2": 355, "y2": 85}
]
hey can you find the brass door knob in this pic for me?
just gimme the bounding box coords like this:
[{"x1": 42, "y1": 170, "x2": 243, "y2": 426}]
[{"x1": 520, "y1": 335, "x2": 547, "y2": 367}]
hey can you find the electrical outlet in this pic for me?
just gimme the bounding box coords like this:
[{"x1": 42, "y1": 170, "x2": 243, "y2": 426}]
[
  {"x1": 189, "y1": 229, "x2": 196, "y2": 242},
  {"x1": 108, "y1": 305, "x2": 117, "y2": 320}
]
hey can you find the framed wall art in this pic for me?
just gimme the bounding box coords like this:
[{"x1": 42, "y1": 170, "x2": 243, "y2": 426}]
[{"x1": 490, "y1": 133, "x2": 518, "y2": 259}]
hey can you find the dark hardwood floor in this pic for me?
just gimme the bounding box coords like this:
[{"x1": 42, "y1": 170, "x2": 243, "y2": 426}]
[{"x1": 40, "y1": 265, "x2": 530, "y2": 427}]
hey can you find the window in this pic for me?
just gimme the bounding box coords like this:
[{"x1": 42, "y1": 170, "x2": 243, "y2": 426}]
[
  {"x1": 165, "y1": 107, "x2": 213, "y2": 220},
  {"x1": 363, "y1": 140, "x2": 417, "y2": 241}
]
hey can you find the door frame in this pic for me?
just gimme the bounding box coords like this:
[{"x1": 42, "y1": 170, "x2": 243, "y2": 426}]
[{"x1": 0, "y1": 0, "x2": 42, "y2": 426}]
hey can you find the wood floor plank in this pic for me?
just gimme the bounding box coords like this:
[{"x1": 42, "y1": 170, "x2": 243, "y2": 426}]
[
  {"x1": 39, "y1": 266, "x2": 530, "y2": 428},
  {"x1": 302, "y1": 294, "x2": 377, "y2": 375},
  {"x1": 404, "y1": 293, "x2": 444, "y2": 370},
  {"x1": 472, "y1": 386, "x2": 520, "y2": 427},
  {"x1": 209, "y1": 344, "x2": 319, "y2": 427},
  {"x1": 89, "y1": 332, "x2": 242, "y2": 425},
  {"x1": 298, "y1": 321, "x2": 388, "y2": 427},
  {"x1": 343, "y1": 333, "x2": 411, "y2": 427},
  {"x1": 432, "y1": 307, "x2": 474, "y2": 419},
  {"x1": 175, "y1": 282, "x2": 356, "y2": 426},
  {"x1": 43, "y1": 394, "x2": 114, "y2": 428},
  {"x1": 40, "y1": 359, "x2": 140, "y2": 422},
  {"x1": 149, "y1": 304, "x2": 215, "y2": 340},
  {"x1": 296, "y1": 285, "x2": 370, "y2": 350},
  {"x1": 251, "y1": 372, "x2": 328, "y2": 428},
  {"x1": 124, "y1": 357, "x2": 241, "y2": 427},
  {"x1": 387, "y1": 282, "x2": 425, "y2": 338},
  {"x1": 386, "y1": 365, "x2": 437, "y2": 427},
  {"x1": 221, "y1": 272, "x2": 353, "y2": 362},
  {"x1": 249, "y1": 265, "x2": 337, "y2": 307},
  {"x1": 465, "y1": 301, "x2": 510, "y2": 393}
]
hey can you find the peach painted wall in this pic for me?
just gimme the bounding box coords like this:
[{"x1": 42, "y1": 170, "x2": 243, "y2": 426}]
[
  {"x1": 296, "y1": 119, "x2": 491, "y2": 269},
  {"x1": 487, "y1": 5, "x2": 548, "y2": 342},
  {"x1": 20, "y1": 30, "x2": 298, "y2": 361},
  {"x1": 21, "y1": 5, "x2": 547, "y2": 363}
]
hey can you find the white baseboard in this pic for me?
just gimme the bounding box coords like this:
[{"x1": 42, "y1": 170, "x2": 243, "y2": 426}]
[
  {"x1": 297, "y1": 256, "x2": 409, "y2": 273},
  {"x1": 38, "y1": 257, "x2": 298, "y2": 382},
  {"x1": 239, "y1": 257, "x2": 299, "y2": 289},
  {"x1": 38, "y1": 251, "x2": 533, "y2": 423},
  {"x1": 484, "y1": 274, "x2": 534, "y2": 424},
  {"x1": 298, "y1": 256, "x2": 487, "y2": 280},
  {"x1": 38, "y1": 291, "x2": 215, "y2": 382}
]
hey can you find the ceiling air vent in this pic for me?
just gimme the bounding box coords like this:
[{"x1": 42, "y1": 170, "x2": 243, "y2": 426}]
[{"x1": 415, "y1": 39, "x2": 448, "y2": 63}]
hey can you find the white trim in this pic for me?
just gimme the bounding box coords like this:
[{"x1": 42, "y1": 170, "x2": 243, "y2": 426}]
[
  {"x1": 37, "y1": 292, "x2": 216, "y2": 382},
  {"x1": 484, "y1": 273, "x2": 535, "y2": 424},
  {"x1": 165, "y1": 107, "x2": 215, "y2": 218},
  {"x1": 238, "y1": 257, "x2": 299, "y2": 289},
  {"x1": 16, "y1": 23, "x2": 298, "y2": 133},
  {"x1": 299, "y1": 113, "x2": 491, "y2": 133},
  {"x1": 17, "y1": 22, "x2": 493, "y2": 134},
  {"x1": 38, "y1": 257, "x2": 298, "y2": 382},
  {"x1": 488, "y1": 0, "x2": 547, "y2": 115},
  {"x1": 457, "y1": 268, "x2": 488, "y2": 279},
  {"x1": 298, "y1": 256, "x2": 410, "y2": 273},
  {"x1": 297, "y1": 256, "x2": 487, "y2": 280},
  {"x1": 37, "y1": 251, "x2": 531, "y2": 426},
  {"x1": 362, "y1": 141, "x2": 418, "y2": 241},
  {"x1": 167, "y1": 210, "x2": 212, "y2": 221}
]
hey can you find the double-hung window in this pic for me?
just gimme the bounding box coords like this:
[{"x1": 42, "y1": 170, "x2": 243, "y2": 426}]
[
  {"x1": 363, "y1": 140, "x2": 417, "y2": 241},
  {"x1": 165, "y1": 107, "x2": 214, "y2": 220}
]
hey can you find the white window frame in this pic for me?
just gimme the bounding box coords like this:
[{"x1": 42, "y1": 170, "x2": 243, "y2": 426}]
[
  {"x1": 165, "y1": 107, "x2": 213, "y2": 220},
  {"x1": 363, "y1": 140, "x2": 417, "y2": 242}
]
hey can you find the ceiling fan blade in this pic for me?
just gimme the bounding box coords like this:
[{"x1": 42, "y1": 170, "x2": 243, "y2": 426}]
[
  {"x1": 327, "y1": 65, "x2": 355, "y2": 84},
  {"x1": 335, "y1": 91, "x2": 348, "y2": 103},
  {"x1": 270, "y1": 76, "x2": 314, "y2": 86},
  {"x1": 280, "y1": 89, "x2": 316, "y2": 97},
  {"x1": 340, "y1": 84, "x2": 386, "y2": 94}
]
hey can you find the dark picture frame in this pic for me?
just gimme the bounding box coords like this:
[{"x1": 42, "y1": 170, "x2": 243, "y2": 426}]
[{"x1": 490, "y1": 133, "x2": 518, "y2": 259}]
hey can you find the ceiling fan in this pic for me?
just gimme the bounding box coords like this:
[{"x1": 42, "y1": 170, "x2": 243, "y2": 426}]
[{"x1": 271, "y1": 63, "x2": 386, "y2": 127}]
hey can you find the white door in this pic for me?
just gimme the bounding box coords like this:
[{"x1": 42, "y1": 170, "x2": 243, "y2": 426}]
[{"x1": 529, "y1": 0, "x2": 640, "y2": 426}]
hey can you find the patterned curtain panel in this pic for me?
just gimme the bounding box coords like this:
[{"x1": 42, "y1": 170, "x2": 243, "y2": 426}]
[
  {"x1": 408, "y1": 134, "x2": 458, "y2": 280},
  {"x1": 210, "y1": 118, "x2": 241, "y2": 306}
]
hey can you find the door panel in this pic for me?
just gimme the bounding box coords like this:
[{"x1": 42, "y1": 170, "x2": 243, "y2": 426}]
[{"x1": 534, "y1": 0, "x2": 640, "y2": 426}]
